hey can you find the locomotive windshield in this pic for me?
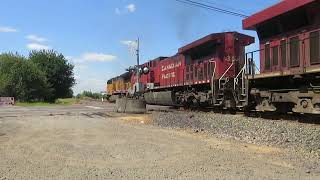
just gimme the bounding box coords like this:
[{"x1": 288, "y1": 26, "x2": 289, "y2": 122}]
[{"x1": 185, "y1": 41, "x2": 221, "y2": 63}]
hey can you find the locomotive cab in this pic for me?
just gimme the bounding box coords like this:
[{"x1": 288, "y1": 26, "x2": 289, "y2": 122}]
[
  {"x1": 177, "y1": 32, "x2": 254, "y2": 108},
  {"x1": 179, "y1": 32, "x2": 254, "y2": 82}
]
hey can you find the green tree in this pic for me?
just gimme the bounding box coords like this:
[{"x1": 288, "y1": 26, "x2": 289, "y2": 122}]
[
  {"x1": 0, "y1": 53, "x2": 51, "y2": 101},
  {"x1": 76, "y1": 91, "x2": 104, "y2": 99},
  {"x1": 29, "y1": 50, "x2": 75, "y2": 102}
]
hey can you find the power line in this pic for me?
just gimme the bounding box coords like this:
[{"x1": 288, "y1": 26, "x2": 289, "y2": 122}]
[
  {"x1": 175, "y1": 0, "x2": 248, "y2": 18},
  {"x1": 179, "y1": 0, "x2": 249, "y2": 18},
  {"x1": 174, "y1": 0, "x2": 249, "y2": 18},
  {"x1": 199, "y1": 0, "x2": 249, "y2": 15}
]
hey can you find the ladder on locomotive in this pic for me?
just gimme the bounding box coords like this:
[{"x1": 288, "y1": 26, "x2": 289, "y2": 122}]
[
  {"x1": 212, "y1": 55, "x2": 255, "y2": 108},
  {"x1": 214, "y1": 62, "x2": 234, "y2": 106},
  {"x1": 233, "y1": 54, "x2": 256, "y2": 108},
  {"x1": 233, "y1": 64, "x2": 247, "y2": 108}
]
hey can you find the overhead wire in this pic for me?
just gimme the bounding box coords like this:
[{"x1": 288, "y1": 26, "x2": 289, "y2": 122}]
[
  {"x1": 174, "y1": 0, "x2": 249, "y2": 18},
  {"x1": 198, "y1": 0, "x2": 249, "y2": 15}
]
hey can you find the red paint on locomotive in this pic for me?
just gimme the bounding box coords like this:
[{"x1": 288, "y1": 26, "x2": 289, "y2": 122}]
[
  {"x1": 242, "y1": 0, "x2": 320, "y2": 115},
  {"x1": 134, "y1": 32, "x2": 254, "y2": 90},
  {"x1": 243, "y1": 0, "x2": 320, "y2": 75}
]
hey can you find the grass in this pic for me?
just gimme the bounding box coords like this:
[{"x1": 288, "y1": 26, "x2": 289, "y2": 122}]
[
  {"x1": 16, "y1": 98, "x2": 80, "y2": 107},
  {"x1": 16, "y1": 102, "x2": 55, "y2": 107},
  {"x1": 55, "y1": 98, "x2": 80, "y2": 105}
]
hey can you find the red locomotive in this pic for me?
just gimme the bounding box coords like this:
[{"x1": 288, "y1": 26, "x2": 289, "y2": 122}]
[
  {"x1": 243, "y1": 0, "x2": 320, "y2": 114},
  {"x1": 107, "y1": 0, "x2": 320, "y2": 115},
  {"x1": 140, "y1": 32, "x2": 254, "y2": 108}
]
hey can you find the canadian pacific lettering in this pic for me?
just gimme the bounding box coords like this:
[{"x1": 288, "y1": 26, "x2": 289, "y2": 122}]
[
  {"x1": 161, "y1": 61, "x2": 182, "y2": 72},
  {"x1": 161, "y1": 72, "x2": 176, "y2": 79}
]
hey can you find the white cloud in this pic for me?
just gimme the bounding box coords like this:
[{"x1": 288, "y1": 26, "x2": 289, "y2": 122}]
[
  {"x1": 115, "y1": 3, "x2": 136, "y2": 15},
  {"x1": 72, "y1": 64, "x2": 111, "y2": 94},
  {"x1": 0, "y1": 26, "x2": 18, "y2": 33},
  {"x1": 26, "y1": 43, "x2": 51, "y2": 50},
  {"x1": 26, "y1": 34, "x2": 48, "y2": 42},
  {"x1": 126, "y1": 4, "x2": 136, "y2": 13},
  {"x1": 74, "y1": 78, "x2": 106, "y2": 94},
  {"x1": 120, "y1": 40, "x2": 138, "y2": 49},
  {"x1": 76, "y1": 64, "x2": 88, "y2": 71},
  {"x1": 72, "y1": 63, "x2": 122, "y2": 94},
  {"x1": 67, "y1": 53, "x2": 117, "y2": 63},
  {"x1": 82, "y1": 53, "x2": 116, "y2": 62},
  {"x1": 121, "y1": 40, "x2": 138, "y2": 56},
  {"x1": 68, "y1": 52, "x2": 117, "y2": 94},
  {"x1": 65, "y1": 56, "x2": 74, "y2": 61}
]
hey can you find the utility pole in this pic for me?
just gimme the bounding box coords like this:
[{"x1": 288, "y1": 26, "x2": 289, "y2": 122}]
[
  {"x1": 136, "y1": 38, "x2": 140, "y2": 68},
  {"x1": 135, "y1": 38, "x2": 140, "y2": 93}
]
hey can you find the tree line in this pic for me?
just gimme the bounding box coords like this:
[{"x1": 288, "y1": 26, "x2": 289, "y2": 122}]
[
  {"x1": 76, "y1": 91, "x2": 107, "y2": 100},
  {"x1": 0, "y1": 50, "x2": 75, "y2": 102}
]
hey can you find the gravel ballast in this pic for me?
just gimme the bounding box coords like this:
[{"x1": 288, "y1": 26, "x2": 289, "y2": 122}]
[{"x1": 152, "y1": 111, "x2": 320, "y2": 157}]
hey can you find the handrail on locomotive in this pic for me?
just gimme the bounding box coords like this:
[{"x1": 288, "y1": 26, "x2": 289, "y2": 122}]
[
  {"x1": 209, "y1": 59, "x2": 217, "y2": 98},
  {"x1": 218, "y1": 60, "x2": 234, "y2": 90}
]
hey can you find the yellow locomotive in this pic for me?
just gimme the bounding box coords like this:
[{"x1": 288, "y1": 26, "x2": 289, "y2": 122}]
[{"x1": 106, "y1": 72, "x2": 132, "y2": 102}]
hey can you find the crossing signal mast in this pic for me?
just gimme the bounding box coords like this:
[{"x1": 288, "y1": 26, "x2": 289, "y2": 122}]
[
  {"x1": 136, "y1": 38, "x2": 140, "y2": 89},
  {"x1": 127, "y1": 38, "x2": 148, "y2": 94}
]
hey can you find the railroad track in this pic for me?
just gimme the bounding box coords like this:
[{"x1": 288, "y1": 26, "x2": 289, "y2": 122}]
[{"x1": 147, "y1": 105, "x2": 320, "y2": 125}]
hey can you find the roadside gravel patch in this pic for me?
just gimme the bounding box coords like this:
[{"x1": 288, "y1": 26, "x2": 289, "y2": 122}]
[{"x1": 152, "y1": 111, "x2": 320, "y2": 157}]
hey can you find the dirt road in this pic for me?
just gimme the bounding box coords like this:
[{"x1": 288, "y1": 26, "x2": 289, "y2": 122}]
[{"x1": 0, "y1": 105, "x2": 319, "y2": 179}]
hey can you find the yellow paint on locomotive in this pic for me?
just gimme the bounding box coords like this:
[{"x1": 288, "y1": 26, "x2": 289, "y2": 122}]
[
  {"x1": 106, "y1": 83, "x2": 114, "y2": 95},
  {"x1": 106, "y1": 78, "x2": 132, "y2": 95}
]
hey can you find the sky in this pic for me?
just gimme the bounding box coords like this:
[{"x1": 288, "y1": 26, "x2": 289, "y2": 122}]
[{"x1": 0, "y1": 0, "x2": 280, "y2": 94}]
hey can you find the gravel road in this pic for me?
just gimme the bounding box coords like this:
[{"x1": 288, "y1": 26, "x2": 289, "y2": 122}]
[{"x1": 0, "y1": 105, "x2": 319, "y2": 179}]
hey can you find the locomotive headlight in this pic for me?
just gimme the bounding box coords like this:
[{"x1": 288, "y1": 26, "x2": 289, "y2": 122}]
[{"x1": 143, "y1": 66, "x2": 150, "y2": 74}]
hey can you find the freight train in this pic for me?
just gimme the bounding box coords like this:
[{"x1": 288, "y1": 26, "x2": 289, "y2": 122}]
[{"x1": 107, "y1": 0, "x2": 320, "y2": 115}]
